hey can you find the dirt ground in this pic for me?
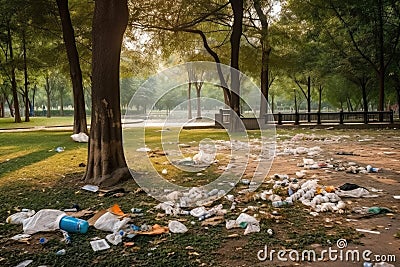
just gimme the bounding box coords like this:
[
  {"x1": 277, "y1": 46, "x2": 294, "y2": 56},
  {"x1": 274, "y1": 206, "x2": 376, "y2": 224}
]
[{"x1": 216, "y1": 129, "x2": 400, "y2": 267}]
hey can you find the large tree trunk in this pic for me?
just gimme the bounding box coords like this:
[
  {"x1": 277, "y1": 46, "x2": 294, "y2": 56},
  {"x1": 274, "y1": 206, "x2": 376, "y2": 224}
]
[
  {"x1": 22, "y1": 30, "x2": 30, "y2": 122},
  {"x1": 57, "y1": 0, "x2": 88, "y2": 134},
  {"x1": 8, "y1": 23, "x2": 21, "y2": 123},
  {"x1": 229, "y1": 0, "x2": 243, "y2": 131},
  {"x1": 254, "y1": 0, "x2": 271, "y2": 118},
  {"x1": 0, "y1": 95, "x2": 4, "y2": 117},
  {"x1": 84, "y1": 0, "x2": 130, "y2": 187}
]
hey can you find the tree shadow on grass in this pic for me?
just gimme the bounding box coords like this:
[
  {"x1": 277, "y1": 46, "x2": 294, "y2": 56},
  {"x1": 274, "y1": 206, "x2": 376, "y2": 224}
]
[{"x1": 0, "y1": 149, "x2": 56, "y2": 179}]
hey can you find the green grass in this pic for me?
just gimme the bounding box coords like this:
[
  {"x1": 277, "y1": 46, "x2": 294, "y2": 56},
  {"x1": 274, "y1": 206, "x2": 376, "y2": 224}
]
[{"x1": 0, "y1": 116, "x2": 91, "y2": 129}]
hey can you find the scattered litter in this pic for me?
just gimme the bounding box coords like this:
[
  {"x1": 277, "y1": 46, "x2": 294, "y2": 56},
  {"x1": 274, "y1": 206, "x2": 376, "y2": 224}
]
[
  {"x1": 59, "y1": 216, "x2": 89, "y2": 234},
  {"x1": 339, "y1": 183, "x2": 361, "y2": 191},
  {"x1": 366, "y1": 165, "x2": 380, "y2": 173},
  {"x1": 168, "y1": 220, "x2": 188, "y2": 233},
  {"x1": 136, "y1": 224, "x2": 169, "y2": 235},
  {"x1": 55, "y1": 147, "x2": 65, "y2": 153},
  {"x1": 161, "y1": 169, "x2": 168, "y2": 175},
  {"x1": 10, "y1": 234, "x2": 31, "y2": 242},
  {"x1": 23, "y1": 209, "x2": 66, "y2": 234},
  {"x1": 71, "y1": 132, "x2": 89, "y2": 143},
  {"x1": 94, "y1": 211, "x2": 130, "y2": 233},
  {"x1": 136, "y1": 147, "x2": 151, "y2": 152},
  {"x1": 373, "y1": 263, "x2": 395, "y2": 267},
  {"x1": 336, "y1": 188, "x2": 378, "y2": 198},
  {"x1": 90, "y1": 239, "x2": 110, "y2": 251},
  {"x1": 6, "y1": 209, "x2": 35, "y2": 225},
  {"x1": 15, "y1": 260, "x2": 33, "y2": 267},
  {"x1": 201, "y1": 216, "x2": 225, "y2": 226},
  {"x1": 56, "y1": 249, "x2": 66, "y2": 256},
  {"x1": 106, "y1": 232, "x2": 123, "y2": 245},
  {"x1": 81, "y1": 185, "x2": 99, "y2": 193},
  {"x1": 267, "y1": 229, "x2": 273, "y2": 236},
  {"x1": 226, "y1": 213, "x2": 260, "y2": 235},
  {"x1": 367, "y1": 207, "x2": 393, "y2": 214},
  {"x1": 393, "y1": 195, "x2": 400, "y2": 200},
  {"x1": 356, "y1": 229, "x2": 380, "y2": 235}
]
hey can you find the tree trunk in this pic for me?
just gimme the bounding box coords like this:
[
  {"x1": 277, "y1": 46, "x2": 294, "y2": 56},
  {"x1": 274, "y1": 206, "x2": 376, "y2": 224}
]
[
  {"x1": 271, "y1": 93, "x2": 275, "y2": 113},
  {"x1": 8, "y1": 23, "x2": 21, "y2": 123},
  {"x1": 57, "y1": 0, "x2": 88, "y2": 134},
  {"x1": 307, "y1": 76, "x2": 311, "y2": 122},
  {"x1": 377, "y1": 0, "x2": 385, "y2": 112},
  {"x1": 84, "y1": 0, "x2": 130, "y2": 187},
  {"x1": 396, "y1": 87, "x2": 400, "y2": 120},
  {"x1": 32, "y1": 85, "x2": 36, "y2": 116},
  {"x1": 5, "y1": 95, "x2": 13, "y2": 117},
  {"x1": 45, "y1": 75, "x2": 51, "y2": 118},
  {"x1": 0, "y1": 95, "x2": 4, "y2": 117},
  {"x1": 254, "y1": 0, "x2": 271, "y2": 118},
  {"x1": 60, "y1": 92, "x2": 64, "y2": 116},
  {"x1": 318, "y1": 85, "x2": 323, "y2": 113},
  {"x1": 229, "y1": 0, "x2": 243, "y2": 131},
  {"x1": 22, "y1": 30, "x2": 30, "y2": 122}
]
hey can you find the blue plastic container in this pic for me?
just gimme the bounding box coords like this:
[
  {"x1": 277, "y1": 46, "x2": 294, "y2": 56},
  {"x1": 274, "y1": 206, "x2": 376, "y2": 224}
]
[{"x1": 59, "y1": 216, "x2": 89, "y2": 234}]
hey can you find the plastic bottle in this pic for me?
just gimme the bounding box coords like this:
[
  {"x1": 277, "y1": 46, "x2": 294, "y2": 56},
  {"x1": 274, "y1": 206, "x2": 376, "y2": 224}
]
[
  {"x1": 59, "y1": 216, "x2": 89, "y2": 234},
  {"x1": 272, "y1": 201, "x2": 293, "y2": 208},
  {"x1": 363, "y1": 263, "x2": 373, "y2": 267}
]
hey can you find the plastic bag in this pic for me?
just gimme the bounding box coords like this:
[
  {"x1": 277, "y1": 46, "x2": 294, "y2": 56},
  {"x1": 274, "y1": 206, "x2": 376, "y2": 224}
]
[
  {"x1": 168, "y1": 220, "x2": 188, "y2": 233},
  {"x1": 71, "y1": 132, "x2": 89, "y2": 143},
  {"x1": 6, "y1": 210, "x2": 35, "y2": 225},
  {"x1": 106, "y1": 232, "x2": 123, "y2": 245},
  {"x1": 22, "y1": 209, "x2": 66, "y2": 234},
  {"x1": 93, "y1": 212, "x2": 130, "y2": 232}
]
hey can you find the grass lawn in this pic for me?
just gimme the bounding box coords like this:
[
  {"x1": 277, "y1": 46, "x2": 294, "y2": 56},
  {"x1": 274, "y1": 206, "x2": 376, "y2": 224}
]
[
  {"x1": 0, "y1": 128, "x2": 368, "y2": 266},
  {"x1": 0, "y1": 117, "x2": 91, "y2": 129}
]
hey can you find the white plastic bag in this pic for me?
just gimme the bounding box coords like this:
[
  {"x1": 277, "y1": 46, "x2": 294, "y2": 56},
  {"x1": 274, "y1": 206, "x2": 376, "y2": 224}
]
[
  {"x1": 71, "y1": 132, "x2": 89, "y2": 143},
  {"x1": 106, "y1": 232, "x2": 123, "y2": 245},
  {"x1": 93, "y1": 212, "x2": 130, "y2": 232},
  {"x1": 22, "y1": 209, "x2": 66, "y2": 234},
  {"x1": 6, "y1": 210, "x2": 35, "y2": 225},
  {"x1": 168, "y1": 220, "x2": 188, "y2": 234}
]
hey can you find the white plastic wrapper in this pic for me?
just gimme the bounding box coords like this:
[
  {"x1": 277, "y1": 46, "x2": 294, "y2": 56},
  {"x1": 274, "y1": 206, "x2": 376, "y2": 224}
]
[
  {"x1": 168, "y1": 220, "x2": 188, "y2": 233},
  {"x1": 106, "y1": 232, "x2": 123, "y2": 245},
  {"x1": 22, "y1": 209, "x2": 66, "y2": 234},
  {"x1": 93, "y1": 212, "x2": 130, "y2": 232},
  {"x1": 6, "y1": 210, "x2": 35, "y2": 225},
  {"x1": 70, "y1": 132, "x2": 89, "y2": 143}
]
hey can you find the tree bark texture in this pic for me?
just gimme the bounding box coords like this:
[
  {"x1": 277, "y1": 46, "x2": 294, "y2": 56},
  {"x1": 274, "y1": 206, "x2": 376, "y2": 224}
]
[
  {"x1": 84, "y1": 0, "x2": 130, "y2": 187},
  {"x1": 22, "y1": 30, "x2": 30, "y2": 122},
  {"x1": 8, "y1": 24, "x2": 21, "y2": 123},
  {"x1": 56, "y1": 0, "x2": 88, "y2": 134},
  {"x1": 229, "y1": 0, "x2": 243, "y2": 131}
]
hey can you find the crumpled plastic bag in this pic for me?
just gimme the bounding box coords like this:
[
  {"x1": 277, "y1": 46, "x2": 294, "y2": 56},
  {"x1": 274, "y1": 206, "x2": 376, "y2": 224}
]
[
  {"x1": 226, "y1": 213, "x2": 260, "y2": 235},
  {"x1": 94, "y1": 212, "x2": 130, "y2": 232},
  {"x1": 168, "y1": 220, "x2": 188, "y2": 234},
  {"x1": 193, "y1": 150, "x2": 215, "y2": 165},
  {"x1": 106, "y1": 232, "x2": 123, "y2": 245},
  {"x1": 6, "y1": 210, "x2": 35, "y2": 225},
  {"x1": 22, "y1": 209, "x2": 66, "y2": 234},
  {"x1": 70, "y1": 132, "x2": 89, "y2": 143},
  {"x1": 336, "y1": 188, "x2": 378, "y2": 198}
]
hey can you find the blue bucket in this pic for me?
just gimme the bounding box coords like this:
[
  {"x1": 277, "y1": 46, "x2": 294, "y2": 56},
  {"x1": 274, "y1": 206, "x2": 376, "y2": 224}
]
[{"x1": 59, "y1": 216, "x2": 89, "y2": 234}]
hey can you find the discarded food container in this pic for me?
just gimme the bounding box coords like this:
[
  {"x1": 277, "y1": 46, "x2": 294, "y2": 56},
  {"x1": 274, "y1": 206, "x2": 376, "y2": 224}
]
[
  {"x1": 55, "y1": 147, "x2": 65, "y2": 153},
  {"x1": 59, "y1": 216, "x2": 89, "y2": 234}
]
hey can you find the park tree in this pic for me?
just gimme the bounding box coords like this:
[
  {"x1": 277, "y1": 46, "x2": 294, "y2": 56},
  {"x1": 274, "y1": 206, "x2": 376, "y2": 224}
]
[
  {"x1": 56, "y1": 0, "x2": 88, "y2": 133},
  {"x1": 83, "y1": 0, "x2": 130, "y2": 186}
]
